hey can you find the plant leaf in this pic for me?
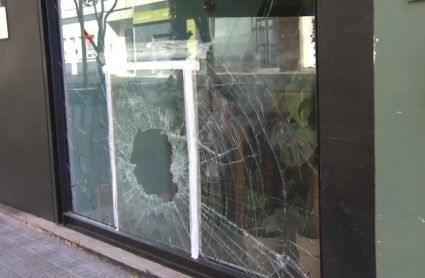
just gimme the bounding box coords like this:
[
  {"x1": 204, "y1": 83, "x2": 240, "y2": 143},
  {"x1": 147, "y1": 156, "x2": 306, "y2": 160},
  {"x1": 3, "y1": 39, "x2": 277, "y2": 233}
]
[
  {"x1": 242, "y1": 189, "x2": 269, "y2": 210},
  {"x1": 273, "y1": 207, "x2": 299, "y2": 221},
  {"x1": 281, "y1": 126, "x2": 317, "y2": 166},
  {"x1": 262, "y1": 214, "x2": 281, "y2": 235},
  {"x1": 270, "y1": 121, "x2": 293, "y2": 148},
  {"x1": 284, "y1": 92, "x2": 307, "y2": 126},
  {"x1": 298, "y1": 96, "x2": 312, "y2": 125},
  {"x1": 261, "y1": 207, "x2": 301, "y2": 235}
]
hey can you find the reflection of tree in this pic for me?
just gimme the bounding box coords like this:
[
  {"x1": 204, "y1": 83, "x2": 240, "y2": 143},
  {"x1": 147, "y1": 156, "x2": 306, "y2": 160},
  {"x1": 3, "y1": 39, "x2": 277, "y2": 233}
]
[
  {"x1": 168, "y1": 0, "x2": 215, "y2": 76},
  {"x1": 70, "y1": 1, "x2": 118, "y2": 217},
  {"x1": 73, "y1": 0, "x2": 118, "y2": 84}
]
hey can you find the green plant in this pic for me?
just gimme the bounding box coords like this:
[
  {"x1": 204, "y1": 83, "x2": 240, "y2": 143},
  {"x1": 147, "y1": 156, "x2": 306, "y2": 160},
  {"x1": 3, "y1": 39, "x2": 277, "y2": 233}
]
[
  {"x1": 241, "y1": 189, "x2": 298, "y2": 237},
  {"x1": 270, "y1": 74, "x2": 320, "y2": 239},
  {"x1": 270, "y1": 74, "x2": 317, "y2": 166},
  {"x1": 296, "y1": 182, "x2": 319, "y2": 239}
]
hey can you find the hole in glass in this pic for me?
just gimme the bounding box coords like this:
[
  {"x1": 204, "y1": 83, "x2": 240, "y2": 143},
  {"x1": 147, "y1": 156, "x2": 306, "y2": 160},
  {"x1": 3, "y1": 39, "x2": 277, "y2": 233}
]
[{"x1": 130, "y1": 128, "x2": 178, "y2": 202}]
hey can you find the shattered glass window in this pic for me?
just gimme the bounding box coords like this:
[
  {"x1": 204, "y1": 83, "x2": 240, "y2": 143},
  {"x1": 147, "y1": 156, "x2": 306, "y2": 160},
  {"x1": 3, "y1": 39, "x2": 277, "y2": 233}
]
[{"x1": 60, "y1": 0, "x2": 319, "y2": 276}]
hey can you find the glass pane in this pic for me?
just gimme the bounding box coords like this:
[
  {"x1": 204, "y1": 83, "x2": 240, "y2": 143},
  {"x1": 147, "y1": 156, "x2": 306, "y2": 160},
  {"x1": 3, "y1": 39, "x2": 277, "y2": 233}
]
[
  {"x1": 199, "y1": 14, "x2": 318, "y2": 276},
  {"x1": 60, "y1": 0, "x2": 318, "y2": 276},
  {"x1": 214, "y1": 18, "x2": 255, "y2": 67},
  {"x1": 61, "y1": 1, "x2": 113, "y2": 225},
  {"x1": 111, "y1": 69, "x2": 190, "y2": 252},
  {"x1": 0, "y1": 0, "x2": 8, "y2": 39}
]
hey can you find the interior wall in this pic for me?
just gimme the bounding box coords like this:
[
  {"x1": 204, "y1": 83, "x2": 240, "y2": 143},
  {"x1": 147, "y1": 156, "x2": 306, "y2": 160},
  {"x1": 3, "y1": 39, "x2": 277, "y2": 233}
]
[
  {"x1": 0, "y1": 0, "x2": 55, "y2": 221},
  {"x1": 375, "y1": 0, "x2": 425, "y2": 277}
]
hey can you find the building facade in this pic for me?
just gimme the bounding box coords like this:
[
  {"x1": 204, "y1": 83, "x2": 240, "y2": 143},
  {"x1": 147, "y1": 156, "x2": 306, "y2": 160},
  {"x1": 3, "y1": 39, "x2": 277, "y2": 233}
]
[{"x1": 0, "y1": 0, "x2": 423, "y2": 277}]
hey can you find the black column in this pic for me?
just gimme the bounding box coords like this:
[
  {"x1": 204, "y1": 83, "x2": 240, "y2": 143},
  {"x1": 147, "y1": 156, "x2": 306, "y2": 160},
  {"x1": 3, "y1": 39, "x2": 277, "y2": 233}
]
[
  {"x1": 0, "y1": 0, "x2": 56, "y2": 222},
  {"x1": 316, "y1": 0, "x2": 376, "y2": 277}
]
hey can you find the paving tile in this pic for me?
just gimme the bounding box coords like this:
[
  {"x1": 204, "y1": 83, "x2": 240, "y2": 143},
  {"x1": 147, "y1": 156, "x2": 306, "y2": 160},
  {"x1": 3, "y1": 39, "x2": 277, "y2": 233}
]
[
  {"x1": 0, "y1": 267, "x2": 22, "y2": 278},
  {"x1": 0, "y1": 254, "x2": 22, "y2": 266},
  {"x1": 71, "y1": 255, "x2": 95, "y2": 266},
  {"x1": 12, "y1": 265, "x2": 40, "y2": 276},
  {"x1": 0, "y1": 224, "x2": 12, "y2": 233},
  {"x1": 28, "y1": 272, "x2": 52, "y2": 278},
  {"x1": 80, "y1": 271, "x2": 106, "y2": 278},
  {"x1": 58, "y1": 273, "x2": 79, "y2": 278},
  {"x1": 56, "y1": 261, "x2": 79, "y2": 270},
  {"x1": 61, "y1": 247, "x2": 86, "y2": 258},
  {"x1": 85, "y1": 260, "x2": 111, "y2": 270},
  {"x1": 0, "y1": 237, "x2": 14, "y2": 248},
  {"x1": 0, "y1": 214, "x2": 135, "y2": 278},
  {"x1": 13, "y1": 235, "x2": 34, "y2": 245},
  {"x1": 0, "y1": 229, "x2": 22, "y2": 241},
  {"x1": 12, "y1": 226, "x2": 33, "y2": 234},
  {"x1": 29, "y1": 260, "x2": 53, "y2": 271},
  {"x1": 0, "y1": 219, "x2": 21, "y2": 228},
  {"x1": 22, "y1": 241, "x2": 43, "y2": 252},
  {"x1": 41, "y1": 240, "x2": 64, "y2": 250},
  {"x1": 88, "y1": 264, "x2": 116, "y2": 275},
  {"x1": 51, "y1": 256, "x2": 74, "y2": 265},
  {"x1": 8, "y1": 245, "x2": 32, "y2": 257},
  {"x1": 36, "y1": 248, "x2": 58, "y2": 259},
  {"x1": 69, "y1": 265, "x2": 95, "y2": 276},
  {"x1": 47, "y1": 268, "x2": 77, "y2": 277},
  {"x1": 19, "y1": 229, "x2": 47, "y2": 240}
]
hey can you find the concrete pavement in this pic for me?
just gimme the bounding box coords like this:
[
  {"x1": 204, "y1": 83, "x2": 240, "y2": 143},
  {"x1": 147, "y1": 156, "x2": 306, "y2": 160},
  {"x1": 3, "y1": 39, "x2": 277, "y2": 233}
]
[{"x1": 0, "y1": 213, "x2": 135, "y2": 278}]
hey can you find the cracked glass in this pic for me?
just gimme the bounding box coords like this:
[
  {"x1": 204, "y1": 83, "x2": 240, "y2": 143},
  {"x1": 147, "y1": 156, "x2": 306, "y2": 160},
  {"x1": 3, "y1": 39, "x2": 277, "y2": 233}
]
[{"x1": 60, "y1": 0, "x2": 319, "y2": 276}]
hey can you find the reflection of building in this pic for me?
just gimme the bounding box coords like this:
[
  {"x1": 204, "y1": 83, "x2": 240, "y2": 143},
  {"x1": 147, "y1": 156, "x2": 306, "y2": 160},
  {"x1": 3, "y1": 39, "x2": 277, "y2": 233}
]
[{"x1": 60, "y1": 0, "x2": 315, "y2": 81}]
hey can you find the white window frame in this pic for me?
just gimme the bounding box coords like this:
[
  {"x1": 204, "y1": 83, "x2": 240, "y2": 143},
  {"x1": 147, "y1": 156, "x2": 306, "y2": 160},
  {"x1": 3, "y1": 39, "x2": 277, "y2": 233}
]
[{"x1": 105, "y1": 59, "x2": 201, "y2": 259}]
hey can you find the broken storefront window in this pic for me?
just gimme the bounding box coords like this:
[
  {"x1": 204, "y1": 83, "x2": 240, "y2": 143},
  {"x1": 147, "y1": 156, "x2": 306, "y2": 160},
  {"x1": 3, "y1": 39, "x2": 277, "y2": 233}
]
[{"x1": 60, "y1": 0, "x2": 318, "y2": 277}]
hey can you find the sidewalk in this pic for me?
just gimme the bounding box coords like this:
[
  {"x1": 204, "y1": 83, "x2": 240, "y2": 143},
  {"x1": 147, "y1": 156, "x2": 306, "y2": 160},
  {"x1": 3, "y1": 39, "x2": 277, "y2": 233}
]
[
  {"x1": 0, "y1": 213, "x2": 135, "y2": 278},
  {"x1": 0, "y1": 204, "x2": 188, "y2": 278}
]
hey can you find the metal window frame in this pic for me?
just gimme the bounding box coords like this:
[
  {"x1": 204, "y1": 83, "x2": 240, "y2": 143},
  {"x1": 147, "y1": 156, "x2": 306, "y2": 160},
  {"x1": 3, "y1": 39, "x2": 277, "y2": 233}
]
[
  {"x1": 41, "y1": 0, "x2": 376, "y2": 276},
  {"x1": 316, "y1": 0, "x2": 376, "y2": 277}
]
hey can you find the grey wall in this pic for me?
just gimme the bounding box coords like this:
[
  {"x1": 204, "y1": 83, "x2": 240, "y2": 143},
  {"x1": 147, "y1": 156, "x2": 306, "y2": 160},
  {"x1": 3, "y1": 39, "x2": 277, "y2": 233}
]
[
  {"x1": 375, "y1": 0, "x2": 425, "y2": 277},
  {"x1": 0, "y1": 0, "x2": 55, "y2": 221}
]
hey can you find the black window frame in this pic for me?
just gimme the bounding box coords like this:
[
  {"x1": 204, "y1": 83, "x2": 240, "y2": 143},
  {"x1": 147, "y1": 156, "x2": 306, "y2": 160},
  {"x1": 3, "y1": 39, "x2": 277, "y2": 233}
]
[{"x1": 41, "y1": 0, "x2": 376, "y2": 277}]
